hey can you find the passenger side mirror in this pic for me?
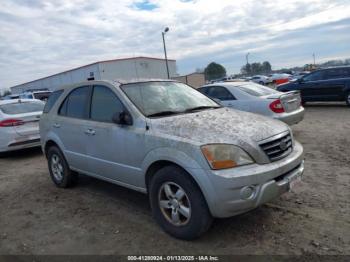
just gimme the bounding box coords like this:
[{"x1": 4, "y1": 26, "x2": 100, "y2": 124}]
[{"x1": 112, "y1": 111, "x2": 133, "y2": 126}]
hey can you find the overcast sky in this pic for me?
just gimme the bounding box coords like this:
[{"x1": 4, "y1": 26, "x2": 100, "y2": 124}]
[{"x1": 1, "y1": 0, "x2": 350, "y2": 89}]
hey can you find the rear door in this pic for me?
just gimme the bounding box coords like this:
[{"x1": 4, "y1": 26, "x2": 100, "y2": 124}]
[
  {"x1": 53, "y1": 86, "x2": 92, "y2": 170},
  {"x1": 319, "y1": 68, "x2": 347, "y2": 101}
]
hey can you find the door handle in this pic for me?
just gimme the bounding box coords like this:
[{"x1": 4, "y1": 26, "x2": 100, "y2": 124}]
[
  {"x1": 53, "y1": 123, "x2": 61, "y2": 128},
  {"x1": 84, "y1": 129, "x2": 96, "y2": 136}
]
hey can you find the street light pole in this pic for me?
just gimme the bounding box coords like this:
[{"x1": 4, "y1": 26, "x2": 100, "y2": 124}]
[
  {"x1": 312, "y1": 53, "x2": 316, "y2": 66},
  {"x1": 162, "y1": 27, "x2": 170, "y2": 79},
  {"x1": 246, "y1": 52, "x2": 250, "y2": 65}
]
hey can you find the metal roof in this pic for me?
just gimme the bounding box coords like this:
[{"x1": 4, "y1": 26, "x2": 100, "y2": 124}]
[{"x1": 11, "y1": 56, "x2": 176, "y2": 88}]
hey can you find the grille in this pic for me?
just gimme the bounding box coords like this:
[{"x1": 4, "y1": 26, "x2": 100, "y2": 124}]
[{"x1": 260, "y1": 132, "x2": 293, "y2": 162}]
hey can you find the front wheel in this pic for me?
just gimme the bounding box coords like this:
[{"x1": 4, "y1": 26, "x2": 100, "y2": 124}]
[{"x1": 149, "y1": 166, "x2": 213, "y2": 240}]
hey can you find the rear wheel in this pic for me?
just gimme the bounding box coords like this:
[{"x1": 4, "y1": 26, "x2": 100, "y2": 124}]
[
  {"x1": 149, "y1": 165, "x2": 213, "y2": 240},
  {"x1": 47, "y1": 146, "x2": 77, "y2": 188},
  {"x1": 346, "y1": 92, "x2": 350, "y2": 106}
]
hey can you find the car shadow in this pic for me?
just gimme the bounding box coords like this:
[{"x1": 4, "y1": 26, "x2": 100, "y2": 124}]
[
  {"x1": 76, "y1": 174, "x2": 150, "y2": 213},
  {"x1": 75, "y1": 174, "x2": 274, "y2": 241},
  {"x1": 0, "y1": 147, "x2": 43, "y2": 159}
]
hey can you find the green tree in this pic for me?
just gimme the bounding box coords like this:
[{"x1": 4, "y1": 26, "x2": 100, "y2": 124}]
[
  {"x1": 262, "y1": 61, "x2": 272, "y2": 74},
  {"x1": 204, "y1": 62, "x2": 226, "y2": 80},
  {"x1": 241, "y1": 63, "x2": 251, "y2": 75}
]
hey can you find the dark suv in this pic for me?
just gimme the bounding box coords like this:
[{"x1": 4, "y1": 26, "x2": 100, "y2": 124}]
[{"x1": 277, "y1": 66, "x2": 350, "y2": 106}]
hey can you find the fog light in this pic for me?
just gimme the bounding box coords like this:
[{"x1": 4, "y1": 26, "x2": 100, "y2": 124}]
[{"x1": 240, "y1": 186, "x2": 256, "y2": 200}]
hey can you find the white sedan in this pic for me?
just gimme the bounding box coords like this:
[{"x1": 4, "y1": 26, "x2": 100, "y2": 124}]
[
  {"x1": 0, "y1": 99, "x2": 44, "y2": 153},
  {"x1": 198, "y1": 82, "x2": 305, "y2": 125}
]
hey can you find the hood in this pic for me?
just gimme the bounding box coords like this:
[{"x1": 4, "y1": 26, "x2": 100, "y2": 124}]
[{"x1": 150, "y1": 108, "x2": 289, "y2": 146}]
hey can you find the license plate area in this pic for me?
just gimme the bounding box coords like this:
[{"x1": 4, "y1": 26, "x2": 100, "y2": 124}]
[{"x1": 288, "y1": 173, "x2": 302, "y2": 191}]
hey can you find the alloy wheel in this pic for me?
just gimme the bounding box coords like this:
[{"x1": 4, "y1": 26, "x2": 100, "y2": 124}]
[
  {"x1": 158, "y1": 182, "x2": 191, "y2": 226},
  {"x1": 51, "y1": 154, "x2": 64, "y2": 181}
]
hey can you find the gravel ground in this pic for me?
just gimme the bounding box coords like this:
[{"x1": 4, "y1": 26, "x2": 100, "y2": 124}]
[{"x1": 0, "y1": 103, "x2": 349, "y2": 255}]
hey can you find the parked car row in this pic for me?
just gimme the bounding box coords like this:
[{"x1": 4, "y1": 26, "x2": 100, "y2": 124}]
[
  {"x1": 277, "y1": 66, "x2": 350, "y2": 105},
  {"x1": 1, "y1": 90, "x2": 52, "y2": 102}
]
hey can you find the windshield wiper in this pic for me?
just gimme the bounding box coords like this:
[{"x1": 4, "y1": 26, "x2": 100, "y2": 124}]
[
  {"x1": 184, "y1": 106, "x2": 221, "y2": 113},
  {"x1": 147, "y1": 110, "x2": 182, "y2": 117}
]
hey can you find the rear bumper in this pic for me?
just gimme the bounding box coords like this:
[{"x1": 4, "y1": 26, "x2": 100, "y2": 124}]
[
  {"x1": 0, "y1": 134, "x2": 41, "y2": 153},
  {"x1": 274, "y1": 107, "x2": 305, "y2": 125}
]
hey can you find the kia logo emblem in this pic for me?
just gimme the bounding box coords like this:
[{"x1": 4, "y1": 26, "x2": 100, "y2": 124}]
[{"x1": 279, "y1": 141, "x2": 288, "y2": 150}]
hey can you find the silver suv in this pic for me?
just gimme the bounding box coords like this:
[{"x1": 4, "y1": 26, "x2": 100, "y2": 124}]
[{"x1": 40, "y1": 80, "x2": 304, "y2": 239}]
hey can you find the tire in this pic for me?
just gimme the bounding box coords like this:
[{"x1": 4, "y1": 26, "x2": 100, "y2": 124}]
[
  {"x1": 149, "y1": 165, "x2": 213, "y2": 240},
  {"x1": 259, "y1": 81, "x2": 264, "y2": 85},
  {"x1": 47, "y1": 146, "x2": 77, "y2": 188},
  {"x1": 346, "y1": 92, "x2": 350, "y2": 106}
]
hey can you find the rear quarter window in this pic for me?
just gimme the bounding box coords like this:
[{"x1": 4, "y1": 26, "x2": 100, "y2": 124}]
[
  {"x1": 0, "y1": 101, "x2": 45, "y2": 115},
  {"x1": 43, "y1": 90, "x2": 63, "y2": 113}
]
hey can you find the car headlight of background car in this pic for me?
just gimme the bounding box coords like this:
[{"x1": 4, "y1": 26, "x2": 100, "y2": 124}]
[{"x1": 201, "y1": 144, "x2": 254, "y2": 170}]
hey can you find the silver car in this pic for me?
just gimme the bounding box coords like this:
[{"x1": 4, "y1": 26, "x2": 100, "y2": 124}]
[
  {"x1": 198, "y1": 82, "x2": 305, "y2": 125},
  {"x1": 0, "y1": 99, "x2": 44, "y2": 153},
  {"x1": 40, "y1": 80, "x2": 304, "y2": 239}
]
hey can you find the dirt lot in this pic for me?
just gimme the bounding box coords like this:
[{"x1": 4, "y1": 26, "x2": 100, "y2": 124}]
[{"x1": 0, "y1": 103, "x2": 349, "y2": 255}]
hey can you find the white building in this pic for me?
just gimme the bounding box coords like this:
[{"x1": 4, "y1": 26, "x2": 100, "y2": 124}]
[{"x1": 10, "y1": 57, "x2": 177, "y2": 93}]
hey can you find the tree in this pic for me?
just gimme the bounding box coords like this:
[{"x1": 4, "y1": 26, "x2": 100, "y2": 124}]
[
  {"x1": 204, "y1": 62, "x2": 226, "y2": 80},
  {"x1": 241, "y1": 63, "x2": 251, "y2": 75},
  {"x1": 262, "y1": 61, "x2": 272, "y2": 74},
  {"x1": 241, "y1": 61, "x2": 272, "y2": 75}
]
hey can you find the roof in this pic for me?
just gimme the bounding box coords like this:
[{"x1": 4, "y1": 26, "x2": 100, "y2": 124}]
[{"x1": 11, "y1": 56, "x2": 176, "y2": 89}]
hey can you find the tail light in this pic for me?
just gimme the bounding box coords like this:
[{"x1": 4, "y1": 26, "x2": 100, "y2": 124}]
[
  {"x1": 0, "y1": 119, "x2": 25, "y2": 127},
  {"x1": 269, "y1": 99, "x2": 285, "y2": 113}
]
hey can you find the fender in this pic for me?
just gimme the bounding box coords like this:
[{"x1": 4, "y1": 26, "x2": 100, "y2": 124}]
[
  {"x1": 141, "y1": 147, "x2": 218, "y2": 212},
  {"x1": 43, "y1": 131, "x2": 67, "y2": 158}
]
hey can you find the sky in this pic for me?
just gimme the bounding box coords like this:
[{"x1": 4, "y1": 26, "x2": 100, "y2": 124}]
[{"x1": 1, "y1": 0, "x2": 350, "y2": 89}]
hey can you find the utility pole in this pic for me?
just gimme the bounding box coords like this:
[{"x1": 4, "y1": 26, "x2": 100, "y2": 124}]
[
  {"x1": 313, "y1": 53, "x2": 316, "y2": 66},
  {"x1": 162, "y1": 27, "x2": 170, "y2": 79},
  {"x1": 246, "y1": 52, "x2": 250, "y2": 65}
]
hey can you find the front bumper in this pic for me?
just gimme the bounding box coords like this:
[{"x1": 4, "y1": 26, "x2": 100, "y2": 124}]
[
  {"x1": 274, "y1": 107, "x2": 305, "y2": 125},
  {"x1": 201, "y1": 141, "x2": 304, "y2": 218}
]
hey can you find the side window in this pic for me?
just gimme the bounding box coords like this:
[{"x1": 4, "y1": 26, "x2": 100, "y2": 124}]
[
  {"x1": 43, "y1": 90, "x2": 63, "y2": 113},
  {"x1": 324, "y1": 69, "x2": 347, "y2": 80},
  {"x1": 207, "y1": 86, "x2": 235, "y2": 100},
  {"x1": 90, "y1": 85, "x2": 125, "y2": 123},
  {"x1": 197, "y1": 86, "x2": 209, "y2": 95},
  {"x1": 59, "y1": 86, "x2": 90, "y2": 118},
  {"x1": 303, "y1": 71, "x2": 324, "y2": 82}
]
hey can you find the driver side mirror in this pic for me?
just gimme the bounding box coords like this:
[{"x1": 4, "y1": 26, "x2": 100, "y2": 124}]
[
  {"x1": 112, "y1": 111, "x2": 133, "y2": 126},
  {"x1": 298, "y1": 77, "x2": 304, "y2": 83}
]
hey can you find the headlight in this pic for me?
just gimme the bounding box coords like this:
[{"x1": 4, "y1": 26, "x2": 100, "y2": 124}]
[{"x1": 201, "y1": 144, "x2": 254, "y2": 170}]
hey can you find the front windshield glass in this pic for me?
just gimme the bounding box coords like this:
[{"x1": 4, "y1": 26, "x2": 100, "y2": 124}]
[
  {"x1": 234, "y1": 83, "x2": 279, "y2": 97},
  {"x1": 121, "y1": 81, "x2": 220, "y2": 117}
]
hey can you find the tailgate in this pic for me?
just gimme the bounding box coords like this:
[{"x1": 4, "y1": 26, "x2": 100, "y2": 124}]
[{"x1": 280, "y1": 91, "x2": 302, "y2": 113}]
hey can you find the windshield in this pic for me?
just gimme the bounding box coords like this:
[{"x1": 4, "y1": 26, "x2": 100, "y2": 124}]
[
  {"x1": 234, "y1": 83, "x2": 279, "y2": 97},
  {"x1": 121, "y1": 82, "x2": 220, "y2": 117},
  {"x1": 0, "y1": 101, "x2": 44, "y2": 114}
]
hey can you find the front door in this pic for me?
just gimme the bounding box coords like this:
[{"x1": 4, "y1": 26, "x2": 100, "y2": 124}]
[{"x1": 84, "y1": 85, "x2": 146, "y2": 189}]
